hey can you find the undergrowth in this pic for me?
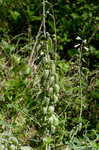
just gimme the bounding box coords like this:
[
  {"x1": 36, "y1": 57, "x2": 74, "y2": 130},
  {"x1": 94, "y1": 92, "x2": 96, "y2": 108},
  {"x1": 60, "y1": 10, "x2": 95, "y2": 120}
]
[{"x1": 0, "y1": 0, "x2": 99, "y2": 150}]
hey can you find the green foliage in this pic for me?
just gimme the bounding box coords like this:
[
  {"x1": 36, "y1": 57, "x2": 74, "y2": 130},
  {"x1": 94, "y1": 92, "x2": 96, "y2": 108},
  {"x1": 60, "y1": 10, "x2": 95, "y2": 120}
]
[
  {"x1": 0, "y1": 132, "x2": 32, "y2": 150},
  {"x1": 0, "y1": 0, "x2": 99, "y2": 149}
]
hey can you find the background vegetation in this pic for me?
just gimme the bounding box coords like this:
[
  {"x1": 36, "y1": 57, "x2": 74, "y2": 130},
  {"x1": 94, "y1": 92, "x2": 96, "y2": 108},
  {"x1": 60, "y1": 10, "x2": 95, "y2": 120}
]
[{"x1": 0, "y1": 0, "x2": 99, "y2": 149}]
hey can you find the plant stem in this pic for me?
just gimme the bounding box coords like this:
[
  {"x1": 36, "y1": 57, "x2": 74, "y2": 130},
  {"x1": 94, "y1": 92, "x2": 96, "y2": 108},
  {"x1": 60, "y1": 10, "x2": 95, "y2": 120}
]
[
  {"x1": 79, "y1": 44, "x2": 83, "y2": 122},
  {"x1": 43, "y1": 0, "x2": 46, "y2": 38}
]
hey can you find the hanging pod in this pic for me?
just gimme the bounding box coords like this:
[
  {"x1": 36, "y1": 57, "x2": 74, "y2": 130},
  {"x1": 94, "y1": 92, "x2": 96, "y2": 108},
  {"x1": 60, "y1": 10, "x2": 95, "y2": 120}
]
[
  {"x1": 8, "y1": 145, "x2": 16, "y2": 150},
  {"x1": 49, "y1": 114, "x2": 59, "y2": 126},
  {"x1": 51, "y1": 61, "x2": 56, "y2": 74},
  {"x1": 48, "y1": 87, "x2": 54, "y2": 96},
  {"x1": 9, "y1": 137, "x2": 18, "y2": 145},
  {"x1": 43, "y1": 69, "x2": 50, "y2": 79},
  {"x1": 54, "y1": 84, "x2": 60, "y2": 93},
  {"x1": 50, "y1": 76, "x2": 55, "y2": 85},
  {"x1": 44, "y1": 97, "x2": 50, "y2": 105},
  {"x1": 53, "y1": 94, "x2": 58, "y2": 103},
  {"x1": 43, "y1": 107, "x2": 48, "y2": 114},
  {"x1": 0, "y1": 145, "x2": 5, "y2": 150},
  {"x1": 55, "y1": 73, "x2": 59, "y2": 82},
  {"x1": 48, "y1": 105, "x2": 55, "y2": 113},
  {"x1": 43, "y1": 55, "x2": 50, "y2": 63}
]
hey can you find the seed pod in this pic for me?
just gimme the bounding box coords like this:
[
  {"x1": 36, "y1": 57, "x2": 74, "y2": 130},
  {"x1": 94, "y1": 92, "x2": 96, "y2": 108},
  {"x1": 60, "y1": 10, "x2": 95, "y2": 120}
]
[
  {"x1": 54, "y1": 116, "x2": 59, "y2": 126},
  {"x1": 44, "y1": 97, "x2": 50, "y2": 105},
  {"x1": 43, "y1": 107, "x2": 47, "y2": 114},
  {"x1": 43, "y1": 56, "x2": 48, "y2": 63},
  {"x1": 51, "y1": 125, "x2": 56, "y2": 133},
  {"x1": 55, "y1": 73, "x2": 59, "y2": 82},
  {"x1": 49, "y1": 116, "x2": 54, "y2": 124},
  {"x1": 0, "y1": 144, "x2": 5, "y2": 150},
  {"x1": 8, "y1": 145, "x2": 16, "y2": 150},
  {"x1": 50, "y1": 76, "x2": 55, "y2": 84},
  {"x1": 54, "y1": 84, "x2": 60, "y2": 93},
  {"x1": 44, "y1": 69, "x2": 49, "y2": 79},
  {"x1": 51, "y1": 62, "x2": 56, "y2": 73},
  {"x1": 9, "y1": 137, "x2": 18, "y2": 145},
  {"x1": 20, "y1": 146, "x2": 32, "y2": 150},
  {"x1": 49, "y1": 114, "x2": 59, "y2": 126},
  {"x1": 48, "y1": 106, "x2": 54, "y2": 113},
  {"x1": 53, "y1": 94, "x2": 58, "y2": 103},
  {"x1": 48, "y1": 87, "x2": 53, "y2": 96},
  {"x1": 43, "y1": 55, "x2": 50, "y2": 63}
]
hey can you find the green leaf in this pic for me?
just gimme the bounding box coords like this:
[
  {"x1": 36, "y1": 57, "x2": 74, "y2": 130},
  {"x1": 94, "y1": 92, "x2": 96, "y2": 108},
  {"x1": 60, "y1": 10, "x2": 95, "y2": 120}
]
[
  {"x1": 31, "y1": 16, "x2": 42, "y2": 21},
  {"x1": 10, "y1": 10, "x2": 20, "y2": 21}
]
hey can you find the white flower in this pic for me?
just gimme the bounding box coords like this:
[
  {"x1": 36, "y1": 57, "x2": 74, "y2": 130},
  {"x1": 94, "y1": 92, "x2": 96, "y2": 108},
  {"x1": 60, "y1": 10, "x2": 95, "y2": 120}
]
[
  {"x1": 74, "y1": 44, "x2": 80, "y2": 48},
  {"x1": 83, "y1": 39, "x2": 87, "y2": 44},
  {"x1": 84, "y1": 46, "x2": 88, "y2": 51},
  {"x1": 76, "y1": 36, "x2": 81, "y2": 40},
  {"x1": 40, "y1": 52, "x2": 44, "y2": 55}
]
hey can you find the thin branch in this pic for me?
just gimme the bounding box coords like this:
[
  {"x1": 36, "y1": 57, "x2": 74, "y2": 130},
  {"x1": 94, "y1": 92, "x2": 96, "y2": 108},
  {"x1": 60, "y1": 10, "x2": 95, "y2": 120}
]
[
  {"x1": 28, "y1": 22, "x2": 43, "y2": 66},
  {"x1": 88, "y1": 26, "x2": 99, "y2": 44}
]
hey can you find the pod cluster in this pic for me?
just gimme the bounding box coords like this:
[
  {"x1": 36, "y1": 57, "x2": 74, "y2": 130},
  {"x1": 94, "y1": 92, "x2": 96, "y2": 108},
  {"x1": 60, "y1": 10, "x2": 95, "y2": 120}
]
[{"x1": 41, "y1": 54, "x2": 60, "y2": 133}]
